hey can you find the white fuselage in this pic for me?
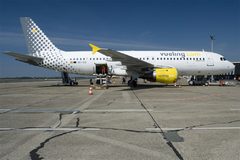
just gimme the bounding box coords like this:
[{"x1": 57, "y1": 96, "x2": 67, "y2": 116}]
[{"x1": 35, "y1": 50, "x2": 234, "y2": 76}]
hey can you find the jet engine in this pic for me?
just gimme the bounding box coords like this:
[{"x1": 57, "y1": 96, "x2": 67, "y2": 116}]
[{"x1": 143, "y1": 68, "x2": 178, "y2": 84}]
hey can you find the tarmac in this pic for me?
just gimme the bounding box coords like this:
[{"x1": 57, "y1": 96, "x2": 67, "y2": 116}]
[{"x1": 0, "y1": 78, "x2": 239, "y2": 160}]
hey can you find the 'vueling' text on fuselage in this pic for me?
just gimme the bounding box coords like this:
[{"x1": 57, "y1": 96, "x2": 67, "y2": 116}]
[{"x1": 160, "y1": 52, "x2": 201, "y2": 58}]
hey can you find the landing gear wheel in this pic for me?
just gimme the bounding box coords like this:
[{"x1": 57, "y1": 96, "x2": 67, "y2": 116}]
[
  {"x1": 128, "y1": 80, "x2": 131, "y2": 86},
  {"x1": 129, "y1": 80, "x2": 137, "y2": 87}
]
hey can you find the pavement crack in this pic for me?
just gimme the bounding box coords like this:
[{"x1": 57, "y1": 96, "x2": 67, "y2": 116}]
[
  {"x1": 184, "y1": 119, "x2": 240, "y2": 131},
  {"x1": 165, "y1": 119, "x2": 240, "y2": 133},
  {"x1": 29, "y1": 130, "x2": 77, "y2": 160},
  {"x1": 131, "y1": 89, "x2": 184, "y2": 160}
]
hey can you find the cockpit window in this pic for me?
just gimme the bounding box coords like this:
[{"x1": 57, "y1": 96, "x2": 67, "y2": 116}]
[{"x1": 220, "y1": 57, "x2": 226, "y2": 61}]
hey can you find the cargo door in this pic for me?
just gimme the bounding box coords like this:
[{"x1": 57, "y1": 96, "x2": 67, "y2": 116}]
[{"x1": 95, "y1": 63, "x2": 108, "y2": 74}]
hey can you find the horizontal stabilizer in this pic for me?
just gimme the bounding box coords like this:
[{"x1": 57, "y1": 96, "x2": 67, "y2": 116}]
[
  {"x1": 3, "y1": 52, "x2": 43, "y2": 61},
  {"x1": 3, "y1": 52, "x2": 43, "y2": 66}
]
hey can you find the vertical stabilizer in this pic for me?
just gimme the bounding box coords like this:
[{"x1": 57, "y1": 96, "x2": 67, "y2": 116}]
[{"x1": 20, "y1": 17, "x2": 58, "y2": 55}]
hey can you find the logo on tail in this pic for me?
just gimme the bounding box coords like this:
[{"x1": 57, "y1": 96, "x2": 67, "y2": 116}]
[{"x1": 20, "y1": 17, "x2": 58, "y2": 55}]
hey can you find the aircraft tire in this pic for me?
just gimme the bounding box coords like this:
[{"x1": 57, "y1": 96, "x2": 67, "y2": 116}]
[
  {"x1": 129, "y1": 80, "x2": 137, "y2": 87},
  {"x1": 133, "y1": 81, "x2": 137, "y2": 87},
  {"x1": 128, "y1": 80, "x2": 131, "y2": 86}
]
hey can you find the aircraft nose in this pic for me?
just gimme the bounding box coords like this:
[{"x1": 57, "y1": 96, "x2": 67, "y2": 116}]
[{"x1": 228, "y1": 62, "x2": 235, "y2": 71}]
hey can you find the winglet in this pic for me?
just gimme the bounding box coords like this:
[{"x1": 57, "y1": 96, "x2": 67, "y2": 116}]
[{"x1": 89, "y1": 44, "x2": 101, "y2": 54}]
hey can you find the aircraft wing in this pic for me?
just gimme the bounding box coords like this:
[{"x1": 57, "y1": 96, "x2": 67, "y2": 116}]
[
  {"x1": 89, "y1": 44, "x2": 154, "y2": 71},
  {"x1": 3, "y1": 52, "x2": 43, "y2": 66}
]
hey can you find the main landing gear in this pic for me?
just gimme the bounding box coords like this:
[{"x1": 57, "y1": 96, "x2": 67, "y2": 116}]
[
  {"x1": 128, "y1": 78, "x2": 137, "y2": 87},
  {"x1": 59, "y1": 72, "x2": 78, "y2": 86}
]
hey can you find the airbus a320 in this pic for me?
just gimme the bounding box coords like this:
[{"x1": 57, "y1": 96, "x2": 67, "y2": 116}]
[{"x1": 4, "y1": 17, "x2": 235, "y2": 87}]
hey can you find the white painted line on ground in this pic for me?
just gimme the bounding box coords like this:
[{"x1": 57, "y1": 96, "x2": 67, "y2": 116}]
[
  {"x1": 0, "y1": 128, "x2": 14, "y2": 130},
  {"x1": 146, "y1": 128, "x2": 184, "y2": 131},
  {"x1": 81, "y1": 128, "x2": 100, "y2": 131},
  {"x1": 146, "y1": 127, "x2": 240, "y2": 131},
  {"x1": 7, "y1": 109, "x2": 79, "y2": 113},
  {"x1": 84, "y1": 109, "x2": 153, "y2": 112},
  {"x1": 193, "y1": 127, "x2": 240, "y2": 130},
  {"x1": 0, "y1": 128, "x2": 100, "y2": 131}
]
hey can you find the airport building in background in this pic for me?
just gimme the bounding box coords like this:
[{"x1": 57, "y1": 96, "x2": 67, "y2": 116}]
[{"x1": 213, "y1": 62, "x2": 240, "y2": 80}]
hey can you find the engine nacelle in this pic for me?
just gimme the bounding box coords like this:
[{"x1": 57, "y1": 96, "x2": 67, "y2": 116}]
[{"x1": 144, "y1": 68, "x2": 178, "y2": 84}]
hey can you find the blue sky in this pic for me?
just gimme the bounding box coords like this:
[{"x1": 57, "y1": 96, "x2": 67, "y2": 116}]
[{"x1": 0, "y1": 0, "x2": 239, "y2": 78}]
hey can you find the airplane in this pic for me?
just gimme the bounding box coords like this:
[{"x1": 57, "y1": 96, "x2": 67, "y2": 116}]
[{"x1": 3, "y1": 17, "x2": 235, "y2": 87}]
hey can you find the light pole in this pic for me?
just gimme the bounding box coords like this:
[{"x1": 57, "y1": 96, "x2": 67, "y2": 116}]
[
  {"x1": 210, "y1": 35, "x2": 215, "y2": 52},
  {"x1": 210, "y1": 35, "x2": 215, "y2": 82}
]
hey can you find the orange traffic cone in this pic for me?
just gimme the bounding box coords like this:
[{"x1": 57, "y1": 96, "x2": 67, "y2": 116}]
[
  {"x1": 174, "y1": 83, "x2": 176, "y2": 87},
  {"x1": 179, "y1": 82, "x2": 181, "y2": 88},
  {"x1": 89, "y1": 86, "x2": 93, "y2": 95}
]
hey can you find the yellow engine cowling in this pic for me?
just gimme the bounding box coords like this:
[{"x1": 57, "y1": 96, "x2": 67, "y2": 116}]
[{"x1": 147, "y1": 68, "x2": 178, "y2": 84}]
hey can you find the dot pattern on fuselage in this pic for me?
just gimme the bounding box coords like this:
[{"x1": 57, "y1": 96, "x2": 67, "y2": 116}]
[{"x1": 21, "y1": 17, "x2": 77, "y2": 73}]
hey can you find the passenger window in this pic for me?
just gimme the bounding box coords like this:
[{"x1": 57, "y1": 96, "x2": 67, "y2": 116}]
[
  {"x1": 193, "y1": 58, "x2": 195, "y2": 60},
  {"x1": 83, "y1": 58, "x2": 85, "y2": 60},
  {"x1": 157, "y1": 58, "x2": 159, "y2": 60}
]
